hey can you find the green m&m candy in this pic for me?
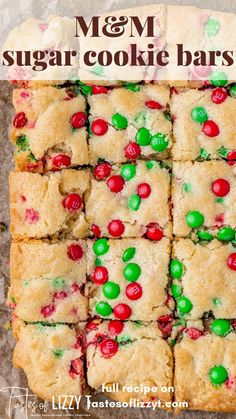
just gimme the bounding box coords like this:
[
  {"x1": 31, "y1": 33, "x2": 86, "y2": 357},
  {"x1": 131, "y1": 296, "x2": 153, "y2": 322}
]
[
  {"x1": 210, "y1": 71, "x2": 228, "y2": 87},
  {"x1": 150, "y1": 133, "x2": 169, "y2": 152},
  {"x1": 211, "y1": 319, "x2": 231, "y2": 337},
  {"x1": 205, "y1": 18, "x2": 220, "y2": 37},
  {"x1": 103, "y1": 281, "x2": 120, "y2": 299},
  {"x1": 171, "y1": 284, "x2": 183, "y2": 298},
  {"x1": 182, "y1": 183, "x2": 192, "y2": 193},
  {"x1": 186, "y1": 211, "x2": 204, "y2": 228},
  {"x1": 136, "y1": 128, "x2": 151, "y2": 146},
  {"x1": 177, "y1": 296, "x2": 193, "y2": 314},
  {"x1": 95, "y1": 257, "x2": 102, "y2": 266},
  {"x1": 217, "y1": 226, "x2": 235, "y2": 242},
  {"x1": 146, "y1": 160, "x2": 157, "y2": 170},
  {"x1": 93, "y1": 238, "x2": 110, "y2": 256},
  {"x1": 96, "y1": 301, "x2": 112, "y2": 316},
  {"x1": 112, "y1": 113, "x2": 128, "y2": 130},
  {"x1": 229, "y1": 84, "x2": 236, "y2": 98},
  {"x1": 209, "y1": 365, "x2": 228, "y2": 385},
  {"x1": 197, "y1": 230, "x2": 214, "y2": 241},
  {"x1": 128, "y1": 194, "x2": 141, "y2": 211},
  {"x1": 191, "y1": 107, "x2": 208, "y2": 124},
  {"x1": 123, "y1": 263, "x2": 141, "y2": 282},
  {"x1": 169, "y1": 259, "x2": 184, "y2": 279},
  {"x1": 53, "y1": 348, "x2": 65, "y2": 358},
  {"x1": 125, "y1": 83, "x2": 140, "y2": 92},
  {"x1": 120, "y1": 164, "x2": 136, "y2": 180},
  {"x1": 53, "y1": 278, "x2": 66, "y2": 289},
  {"x1": 122, "y1": 247, "x2": 136, "y2": 262}
]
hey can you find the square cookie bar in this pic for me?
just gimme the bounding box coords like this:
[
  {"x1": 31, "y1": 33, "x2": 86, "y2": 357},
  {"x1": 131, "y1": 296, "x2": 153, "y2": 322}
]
[
  {"x1": 88, "y1": 84, "x2": 172, "y2": 164},
  {"x1": 87, "y1": 238, "x2": 171, "y2": 321},
  {"x1": 10, "y1": 169, "x2": 89, "y2": 239},
  {"x1": 172, "y1": 161, "x2": 236, "y2": 237},
  {"x1": 170, "y1": 239, "x2": 236, "y2": 319},
  {"x1": 171, "y1": 87, "x2": 236, "y2": 161},
  {"x1": 11, "y1": 86, "x2": 89, "y2": 172},
  {"x1": 13, "y1": 319, "x2": 85, "y2": 403},
  {"x1": 9, "y1": 240, "x2": 88, "y2": 322},
  {"x1": 174, "y1": 324, "x2": 236, "y2": 412},
  {"x1": 86, "y1": 320, "x2": 173, "y2": 404},
  {"x1": 86, "y1": 160, "x2": 171, "y2": 238}
]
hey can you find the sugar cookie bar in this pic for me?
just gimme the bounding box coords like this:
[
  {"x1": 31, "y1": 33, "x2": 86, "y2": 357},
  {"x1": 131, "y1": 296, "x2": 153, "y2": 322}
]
[
  {"x1": 86, "y1": 320, "x2": 173, "y2": 404},
  {"x1": 87, "y1": 238, "x2": 171, "y2": 321},
  {"x1": 9, "y1": 169, "x2": 90, "y2": 239},
  {"x1": 12, "y1": 86, "x2": 89, "y2": 172},
  {"x1": 9, "y1": 240, "x2": 88, "y2": 322},
  {"x1": 86, "y1": 160, "x2": 171, "y2": 238}
]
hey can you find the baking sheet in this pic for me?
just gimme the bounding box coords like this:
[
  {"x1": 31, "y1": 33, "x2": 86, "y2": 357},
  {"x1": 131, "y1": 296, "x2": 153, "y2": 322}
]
[{"x1": 1, "y1": 0, "x2": 236, "y2": 417}]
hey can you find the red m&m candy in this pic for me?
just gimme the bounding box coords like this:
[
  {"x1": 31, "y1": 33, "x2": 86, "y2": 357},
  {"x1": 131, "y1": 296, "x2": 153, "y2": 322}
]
[
  {"x1": 124, "y1": 142, "x2": 141, "y2": 159},
  {"x1": 100, "y1": 338, "x2": 119, "y2": 357},
  {"x1": 62, "y1": 194, "x2": 82, "y2": 212},
  {"x1": 211, "y1": 88, "x2": 227, "y2": 104},
  {"x1": 145, "y1": 223, "x2": 163, "y2": 241},
  {"x1": 113, "y1": 303, "x2": 132, "y2": 320},
  {"x1": 212, "y1": 178, "x2": 230, "y2": 197},
  {"x1": 67, "y1": 244, "x2": 84, "y2": 261},
  {"x1": 108, "y1": 220, "x2": 125, "y2": 237},
  {"x1": 52, "y1": 154, "x2": 71, "y2": 168},
  {"x1": 227, "y1": 253, "x2": 236, "y2": 271},
  {"x1": 70, "y1": 112, "x2": 87, "y2": 128},
  {"x1": 106, "y1": 175, "x2": 125, "y2": 193},
  {"x1": 91, "y1": 224, "x2": 101, "y2": 237},
  {"x1": 126, "y1": 282, "x2": 143, "y2": 300},
  {"x1": 91, "y1": 119, "x2": 108, "y2": 136},
  {"x1": 202, "y1": 120, "x2": 220, "y2": 137},
  {"x1": 137, "y1": 183, "x2": 151, "y2": 199},
  {"x1": 108, "y1": 320, "x2": 124, "y2": 336},
  {"x1": 93, "y1": 162, "x2": 111, "y2": 180},
  {"x1": 145, "y1": 100, "x2": 163, "y2": 109},
  {"x1": 92, "y1": 266, "x2": 109, "y2": 285},
  {"x1": 13, "y1": 112, "x2": 28, "y2": 128},
  {"x1": 187, "y1": 327, "x2": 203, "y2": 340},
  {"x1": 92, "y1": 85, "x2": 108, "y2": 94},
  {"x1": 41, "y1": 304, "x2": 56, "y2": 318}
]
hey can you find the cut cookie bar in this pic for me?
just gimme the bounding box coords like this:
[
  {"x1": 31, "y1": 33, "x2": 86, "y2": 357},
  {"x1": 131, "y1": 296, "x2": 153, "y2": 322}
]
[
  {"x1": 10, "y1": 169, "x2": 89, "y2": 239},
  {"x1": 9, "y1": 240, "x2": 88, "y2": 322},
  {"x1": 172, "y1": 161, "x2": 236, "y2": 237},
  {"x1": 86, "y1": 319, "x2": 173, "y2": 404},
  {"x1": 174, "y1": 323, "x2": 236, "y2": 412},
  {"x1": 11, "y1": 86, "x2": 89, "y2": 172},
  {"x1": 13, "y1": 319, "x2": 85, "y2": 403},
  {"x1": 88, "y1": 84, "x2": 172, "y2": 164},
  {"x1": 170, "y1": 239, "x2": 236, "y2": 319},
  {"x1": 87, "y1": 238, "x2": 171, "y2": 321},
  {"x1": 171, "y1": 87, "x2": 236, "y2": 161},
  {"x1": 86, "y1": 160, "x2": 171, "y2": 238}
]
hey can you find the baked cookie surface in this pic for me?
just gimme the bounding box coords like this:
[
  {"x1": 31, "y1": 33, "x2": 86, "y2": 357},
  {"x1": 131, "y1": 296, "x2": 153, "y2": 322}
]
[
  {"x1": 172, "y1": 161, "x2": 236, "y2": 237},
  {"x1": 12, "y1": 86, "x2": 89, "y2": 172},
  {"x1": 9, "y1": 240, "x2": 88, "y2": 322},
  {"x1": 87, "y1": 237, "x2": 171, "y2": 321},
  {"x1": 88, "y1": 84, "x2": 172, "y2": 164},
  {"x1": 86, "y1": 320, "x2": 173, "y2": 404},
  {"x1": 10, "y1": 169, "x2": 90, "y2": 239},
  {"x1": 86, "y1": 160, "x2": 171, "y2": 238}
]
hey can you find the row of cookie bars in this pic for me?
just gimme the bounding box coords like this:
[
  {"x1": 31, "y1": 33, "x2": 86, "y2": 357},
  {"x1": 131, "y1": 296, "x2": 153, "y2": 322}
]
[
  {"x1": 8, "y1": 81, "x2": 236, "y2": 413},
  {"x1": 11, "y1": 83, "x2": 236, "y2": 172}
]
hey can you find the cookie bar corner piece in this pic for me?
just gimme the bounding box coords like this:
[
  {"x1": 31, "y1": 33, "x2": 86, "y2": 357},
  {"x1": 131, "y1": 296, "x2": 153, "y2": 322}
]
[
  {"x1": 9, "y1": 168, "x2": 90, "y2": 240},
  {"x1": 11, "y1": 86, "x2": 89, "y2": 172},
  {"x1": 88, "y1": 84, "x2": 172, "y2": 165},
  {"x1": 87, "y1": 159, "x2": 171, "y2": 238},
  {"x1": 9, "y1": 240, "x2": 88, "y2": 323},
  {"x1": 13, "y1": 319, "x2": 86, "y2": 403},
  {"x1": 171, "y1": 88, "x2": 236, "y2": 161},
  {"x1": 174, "y1": 329, "x2": 236, "y2": 412},
  {"x1": 86, "y1": 320, "x2": 173, "y2": 406}
]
